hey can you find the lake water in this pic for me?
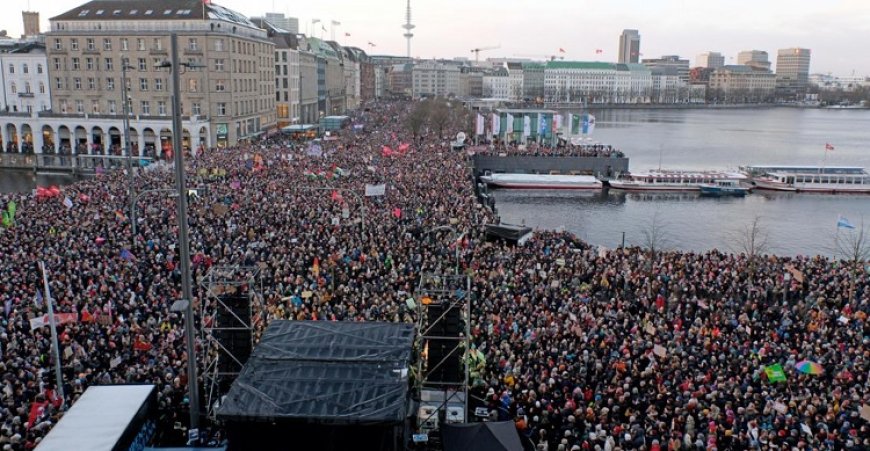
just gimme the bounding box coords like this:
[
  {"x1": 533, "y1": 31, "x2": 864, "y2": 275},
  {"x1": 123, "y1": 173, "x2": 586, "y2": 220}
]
[
  {"x1": 0, "y1": 171, "x2": 80, "y2": 194},
  {"x1": 492, "y1": 107, "x2": 870, "y2": 257}
]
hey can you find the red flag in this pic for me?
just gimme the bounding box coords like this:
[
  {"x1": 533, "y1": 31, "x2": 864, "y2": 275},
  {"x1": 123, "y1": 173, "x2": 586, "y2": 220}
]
[
  {"x1": 595, "y1": 49, "x2": 603, "y2": 54},
  {"x1": 559, "y1": 48, "x2": 566, "y2": 53},
  {"x1": 381, "y1": 146, "x2": 394, "y2": 157},
  {"x1": 345, "y1": 32, "x2": 351, "y2": 37},
  {"x1": 367, "y1": 42, "x2": 376, "y2": 47},
  {"x1": 80, "y1": 308, "x2": 95, "y2": 323},
  {"x1": 27, "y1": 400, "x2": 49, "y2": 429},
  {"x1": 392, "y1": 207, "x2": 402, "y2": 218},
  {"x1": 330, "y1": 190, "x2": 343, "y2": 203},
  {"x1": 825, "y1": 143, "x2": 835, "y2": 151},
  {"x1": 312, "y1": 257, "x2": 320, "y2": 276},
  {"x1": 133, "y1": 339, "x2": 152, "y2": 352}
]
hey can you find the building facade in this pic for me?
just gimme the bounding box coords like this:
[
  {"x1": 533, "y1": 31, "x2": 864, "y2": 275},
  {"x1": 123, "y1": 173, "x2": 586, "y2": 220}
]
[
  {"x1": 458, "y1": 67, "x2": 483, "y2": 98},
  {"x1": 642, "y1": 55, "x2": 690, "y2": 82},
  {"x1": 709, "y1": 65, "x2": 776, "y2": 103},
  {"x1": 696, "y1": 51, "x2": 725, "y2": 69},
  {"x1": 0, "y1": 44, "x2": 51, "y2": 115},
  {"x1": 40, "y1": 0, "x2": 276, "y2": 151},
  {"x1": 775, "y1": 48, "x2": 811, "y2": 99},
  {"x1": 737, "y1": 50, "x2": 771, "y2": 71},
  {"x1": 482, "y1": 68, "x2": 510, "y2": 100},
  {"x1": 411, "y1": 61, "x2": 460, "y2": 98},
  {"x1": 299, "y1": 51, "x2": 318, "y2": 123},
  {"x1": 521, "y1": 63, "x2": 545, "y2": 101},
  {"x1": 618, "y1": 29, "x2": 640, "y2": 64},
  {"x1": 543, "y1": 61, "x2": 654, "y2": 104}
]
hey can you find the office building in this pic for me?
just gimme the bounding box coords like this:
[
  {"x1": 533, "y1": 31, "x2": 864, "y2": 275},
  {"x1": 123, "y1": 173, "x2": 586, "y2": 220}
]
[
  {"x1": 37, "y1": 0, "x2": 276, "y2": 151},
  {"x1": 696, "y1": 51, "x2": 725, "y2": 69},
  {"x1": 709, "y1": 65, "x2": 776, "y2": 103},
  {"x1": 618, "y1": 29, "x2": 640, "y2": 64},
  {"x1": 411, "y1": 61, "x2": 460, "y2": 99},
  {"x1": 0, "y1": 43, "x2": 51, "y2": 115},
  {"x1": 642, "y1": 55, "x2": 690, "y2": 82},
  {"x1": 737, "y1": 50, "x2": 771, "y2": 71},
  {"x1": 775, "y1": 48, "x2": 811, "y2": 98}
]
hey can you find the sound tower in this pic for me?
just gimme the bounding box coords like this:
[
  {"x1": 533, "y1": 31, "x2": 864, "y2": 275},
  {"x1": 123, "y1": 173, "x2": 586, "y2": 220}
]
[
  {"x1": 426, "y1": 302, "x2": 462, "y2": 384},
  {"x1": 215, "y1": 292, "x2": 252, "y2": 374}
]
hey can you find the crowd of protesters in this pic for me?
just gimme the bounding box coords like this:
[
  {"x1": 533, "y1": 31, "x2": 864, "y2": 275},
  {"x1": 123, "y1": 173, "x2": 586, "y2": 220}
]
[
  {"x1": 475, "y1": 142, "x2": 625, "y2": 159},
  {"x1": 0, "y1": 100, "x2": 867, "y2": 450}
]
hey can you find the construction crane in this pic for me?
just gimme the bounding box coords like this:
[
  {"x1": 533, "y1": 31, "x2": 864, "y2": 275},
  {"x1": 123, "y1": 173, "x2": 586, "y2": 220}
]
[
  {"x1": 514, "y1": 54, "x2": 565, "y2": 62},
  {"x1": 470, "y1": 45, "x2": 500, "y2": 62}
]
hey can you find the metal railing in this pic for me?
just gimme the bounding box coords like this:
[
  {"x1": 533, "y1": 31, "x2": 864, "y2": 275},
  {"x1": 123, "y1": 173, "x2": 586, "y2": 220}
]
[{"x1": 0, "y1": 153, "x2": 154, "y2": 173}]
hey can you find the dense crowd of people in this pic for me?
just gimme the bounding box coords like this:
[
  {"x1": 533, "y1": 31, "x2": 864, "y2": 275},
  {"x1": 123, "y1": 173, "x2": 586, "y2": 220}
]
[
  {"x1": 476, "y1": 143, "x2": 625, "y2": 159},
  {"x1": 0, "y1": 100, "x2": 867, "y2": 450}
]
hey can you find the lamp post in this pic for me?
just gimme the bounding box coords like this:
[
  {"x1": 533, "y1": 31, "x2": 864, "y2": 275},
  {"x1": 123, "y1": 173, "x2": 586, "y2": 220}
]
[
  {"x1": 120, "y1": 61, "x2": 137, "y2": 242},
  {"x1": 160, "y1": 33, "x2": 201, "y2": 443}
]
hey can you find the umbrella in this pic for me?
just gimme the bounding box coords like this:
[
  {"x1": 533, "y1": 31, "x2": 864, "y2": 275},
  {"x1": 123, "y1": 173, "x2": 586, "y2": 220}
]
[{"x1": 795, "y1": 360, "x2": 823, "y2": 375}]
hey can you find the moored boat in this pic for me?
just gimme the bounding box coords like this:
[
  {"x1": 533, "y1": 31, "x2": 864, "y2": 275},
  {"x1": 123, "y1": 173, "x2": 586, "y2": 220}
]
[
  {"x1": 698, "y1": 179, "x2": 751, "y2": 196},
  {"x1": 608, "y1": 170, "x2": 746, "y2": 191},
  {"x1": 741, "y1": 165, "x2": 870, "y2": 193},
  {"x1": 480, "y1": 173, "x2": 602, "y2": 190}
]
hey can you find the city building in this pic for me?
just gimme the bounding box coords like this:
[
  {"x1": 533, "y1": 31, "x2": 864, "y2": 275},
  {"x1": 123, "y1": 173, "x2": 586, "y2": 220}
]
[
  {"x1": 650, "y1": 67, "x2": 683, "y2": 103},
  {"x1": 521, "y1": 63, "x2": 545, "y2": 101},
  {"x1": 543, "y1": 61, "x2": 654, "y2": 104},
  {"x1": 373, "y1": 65, "x2": 387, "y2": 98},
  {"x1": 387, "y1": 64, "x2": 412, "y2": 97},
  {"x1": 696, "y1": 51, "x2": 725, "y2": 69},
  {"x1": 775, "y1": 48, "x2": 811, "y2": 99},
  {"x1": 27, "y1": 0, "x2": 277, "y2": 152},
  {"x1": 458, "y1": 66, "x2": 483, "y2": 98},
  {"x1": 482, "y1": 67, "x2": 510, "y2": 100},
  {"x1": 250, "y1": 12, "x2": 299, "y2": 34},
  {"x1": 618, "y1": 29, "x2": 641, "y2": 64},
  {"x1": 411, "y1": 60, "x2": 460, "y2": 98},
  {"x1": 22, "y1": 11, "x2": 40, "y2": 38},
  {"x1": 299, "y1": 51, "x2": 318, "y2": 123},
  {"x1": 737, "y1": 50, "x2": 771, "y2": 71},
  {"x1": 709, "y1": 65, "x2": 776, "y2": 103},
  {"x1": 809, "y1": 73, "x2": 870, "y2": 92},
  {"x1": 0, "y1": 43, "x2": 51, "y2": 115},
  {"x1": 641, "y1": 55, "x2": 690, "y2": 82}
]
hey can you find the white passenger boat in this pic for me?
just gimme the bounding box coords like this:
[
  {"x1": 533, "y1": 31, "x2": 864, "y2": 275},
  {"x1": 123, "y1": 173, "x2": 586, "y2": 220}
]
[
  {"x1": 480, "y1": 173, "x2": 602, "y2": 190},
  {"x1": 608, "y1": 170, "x2": 746, "y2": 191},
  {"x1": 699, "y1": 179, "x2": 751, "y2": 196},
  {"x1": 741, "y1": 166, "x2": 870, "y2": 193}
]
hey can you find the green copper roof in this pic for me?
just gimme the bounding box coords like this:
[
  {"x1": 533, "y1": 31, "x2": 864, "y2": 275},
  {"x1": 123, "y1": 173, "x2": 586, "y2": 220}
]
[{"x1": 546, "y1": 61, "x2": 615, "y2": 70}]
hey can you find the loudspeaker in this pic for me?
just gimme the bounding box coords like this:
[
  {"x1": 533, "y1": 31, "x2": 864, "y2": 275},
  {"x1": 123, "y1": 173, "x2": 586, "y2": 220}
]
[
  {"x1": 427, "y1": 339, "x2": 462, "y2": 384},
  {"x1": 214, "y1": 293, "x2": 252, "y2": 374},
  {"x1": 216, "y1": 294, "x2": 251, "y2": 327},
  {"x1": 426, "y1": 303, "x2": 461, "y2": 337}
]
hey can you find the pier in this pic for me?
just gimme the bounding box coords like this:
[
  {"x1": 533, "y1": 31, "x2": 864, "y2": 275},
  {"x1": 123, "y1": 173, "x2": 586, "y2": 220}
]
[{"x1": 0, "y1": 153, "x2": 153, "y2": 174}]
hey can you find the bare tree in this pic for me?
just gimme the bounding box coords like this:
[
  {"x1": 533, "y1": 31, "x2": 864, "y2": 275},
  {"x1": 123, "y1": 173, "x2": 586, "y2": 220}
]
[
  {"x1": 640, "y1": 210, "x2": 670, "y2": 257},
  {"x1": 728, "y1": 215, "x2": 771, "y2": 284},
  {"x1": 832, "y1": 218, "x2": 870, "y2": 302},
  {"x1": 407, "y1": 100, "x2": 431, "y2": 138},
  {"x1": 427, "y1": 98, "x2": 451, "y2": 138}
]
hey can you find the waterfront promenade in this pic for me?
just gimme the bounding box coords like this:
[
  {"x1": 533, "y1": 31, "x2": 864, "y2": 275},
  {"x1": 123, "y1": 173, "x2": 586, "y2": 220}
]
[{"x1": 0, "y1": 101, "x2": 867, "y2": 449}]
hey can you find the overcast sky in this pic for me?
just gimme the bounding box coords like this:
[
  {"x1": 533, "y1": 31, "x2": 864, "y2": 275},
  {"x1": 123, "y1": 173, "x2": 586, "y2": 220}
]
[{"x1": 9, "y1": 0, "x2": 870, "y2": 75}]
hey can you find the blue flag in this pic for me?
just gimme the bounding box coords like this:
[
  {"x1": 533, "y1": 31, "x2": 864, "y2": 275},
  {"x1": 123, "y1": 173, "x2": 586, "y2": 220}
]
[
  {"x1": 120, "y1": 249, "x2": 135, "y2": 261},
  {"x1": 837, "y1": 216, "x2": 856, "y2": 229}
]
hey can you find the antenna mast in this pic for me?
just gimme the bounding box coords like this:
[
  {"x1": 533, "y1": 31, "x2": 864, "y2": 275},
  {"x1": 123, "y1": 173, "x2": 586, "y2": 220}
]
[{"x1": 402, "y1": 0, "x2": 415, "y2": 58}]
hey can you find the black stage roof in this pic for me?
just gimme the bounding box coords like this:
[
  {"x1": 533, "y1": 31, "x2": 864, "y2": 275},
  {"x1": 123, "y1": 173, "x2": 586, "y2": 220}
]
[{"x1": 216, "y1": 321, "x2": 415, "y2": 424}]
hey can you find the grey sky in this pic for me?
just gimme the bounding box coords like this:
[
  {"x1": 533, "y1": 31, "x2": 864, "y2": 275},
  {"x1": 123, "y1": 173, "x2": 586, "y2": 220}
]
[{"x1": 9, "y1": 0, "x2": 870, "y2": 75}]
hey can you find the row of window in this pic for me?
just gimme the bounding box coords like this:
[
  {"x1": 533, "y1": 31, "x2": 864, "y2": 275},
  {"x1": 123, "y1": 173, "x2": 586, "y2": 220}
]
[
  {"x1": 8, "y1": 81, "x2": 46, "y2": 94},
  {"x1": 52, "y1": 36, "x2": 267, "y2": 55},
  {"x1": 53, "y1": 56, "x2": 206, "y2": 72},
  {"x1": 5, "y1": 63, "x2": 43, "y2": 75},
  {"x1": 54, "y1": 98, "x2": 273, "y2": 117}
]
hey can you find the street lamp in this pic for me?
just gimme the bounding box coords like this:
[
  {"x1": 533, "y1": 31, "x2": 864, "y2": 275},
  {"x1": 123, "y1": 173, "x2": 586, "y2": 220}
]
[
  {"x1": 157, "y1": 33, "x2": 205, "y2": 444},
  {"x1": 120, "y1": 61, "x2": 136, "y2": 246}
]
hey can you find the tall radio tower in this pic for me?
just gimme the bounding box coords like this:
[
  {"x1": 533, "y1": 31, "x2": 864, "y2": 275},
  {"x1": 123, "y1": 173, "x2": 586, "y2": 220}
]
[{"x1": 402, "y1": 0, "x2": 414, "y2": 58}]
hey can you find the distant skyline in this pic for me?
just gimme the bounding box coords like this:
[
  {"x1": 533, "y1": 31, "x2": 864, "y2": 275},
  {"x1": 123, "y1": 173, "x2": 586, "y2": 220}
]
[{"x1": 8, "y1": 0, "x2": 870, "y2": 75}]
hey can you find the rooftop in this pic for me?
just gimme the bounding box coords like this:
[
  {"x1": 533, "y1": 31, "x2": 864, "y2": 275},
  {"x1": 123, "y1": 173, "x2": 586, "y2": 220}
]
[
  {"x1": 50, "y1": 0, "x2": 258, "y2": 29},
  {"x1": 546, "y1": 61, "x2": 615, "y2": 70}
]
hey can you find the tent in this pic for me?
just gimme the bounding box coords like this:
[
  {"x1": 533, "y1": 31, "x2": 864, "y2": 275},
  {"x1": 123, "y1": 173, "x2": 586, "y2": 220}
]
[{"x1": 442, "y1": 422, "x2": 524, "y2": 451}]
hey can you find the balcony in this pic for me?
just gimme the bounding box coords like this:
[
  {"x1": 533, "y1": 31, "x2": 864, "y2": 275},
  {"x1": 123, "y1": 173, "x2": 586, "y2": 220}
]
[
  {"x1": 184, "y1": 48, "x2": 203, "y2": 55},
  {"x1": 18, "y1": 92, "x2": 35, "y2": 98},
  {"x1": 149, "y1": 47, "x2": 168, "y2": 55}
]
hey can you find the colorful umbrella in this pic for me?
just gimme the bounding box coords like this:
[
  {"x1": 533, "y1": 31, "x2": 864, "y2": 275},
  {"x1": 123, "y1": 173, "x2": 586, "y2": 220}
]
[{"x1": 795, "y1": 360, "x2": 823, "y2": 375}]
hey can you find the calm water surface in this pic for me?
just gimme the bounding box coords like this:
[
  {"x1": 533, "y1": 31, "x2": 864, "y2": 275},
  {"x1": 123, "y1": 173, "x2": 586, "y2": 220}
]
[{"x1": 493, "y1": 107, "x2": 870, "y2": 257}]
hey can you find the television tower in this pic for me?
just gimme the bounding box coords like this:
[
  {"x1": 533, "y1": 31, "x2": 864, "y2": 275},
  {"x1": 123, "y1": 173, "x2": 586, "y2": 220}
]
[{"x1": 402, "y1": 0, "x2": 414, "y2": 58}]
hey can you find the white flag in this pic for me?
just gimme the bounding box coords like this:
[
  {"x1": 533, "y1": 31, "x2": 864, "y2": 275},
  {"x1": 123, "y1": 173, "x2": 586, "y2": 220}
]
[
  {"x1": 491, "y1": 113, "x2": 500, "y2": 137},
  {"x1": 63, "y1": 197, "x2": 73, "y2": 209},
  {"x1": 554, "y1": 114, "x2": 563, "y2": 131},
  {"x1": 29, "y1": 314, "x2": 49, "y2": 331},
  {"x1": 506, "y1": 114, "x2": 514, "y2": 134},
  {"x1": 522, "y1": 115, "x2": 531, "y2": 137},
  {"x1": 364, "y1": 183, "x2": 386, "y2": 197},
  {"x1": 475, "y1": 114, "x2": 485, "y2": 136}
]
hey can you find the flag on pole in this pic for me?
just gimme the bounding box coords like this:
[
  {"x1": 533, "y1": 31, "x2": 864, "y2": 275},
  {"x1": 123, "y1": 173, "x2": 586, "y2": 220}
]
[
  {"x1": 825, "y1": 143, "x2": 835, "y2": 151},
  {"x1": 763, "y1": 363, "x2": 787, "y2": 383},
  {"x1": 595, "y1": 49, "x2": 603, "y2": 54},
  {"x1": 582, "y1": 114, "x2": 596, "y2": 135},
  {"x1": 558, "y1": 48, "x2": 566, "y2": 53},
  {"x1": 120, "y1": 248, "x2": 135, "y2": 261},
  {"x1": 522, "y1": 115, "x2": 531, "y2": 137},
  {"x1": 62, "y1": 197, "x2": 74, "y2": 209},
  {"x1": 367, "y1": 42, "x2": 376, "y2": 47},
  {"x1": 506, "y1": 113, "x2": 514, "y2": 134},
  {"x1": 475, "y1": 114, "x2": 485, "y2": 136},
  {"x1": 837, "y1": 215, "x2": 856, "y2": 229},
  {"x1": 491, "y1": 113, "x2": 500, "y2": 137},
  {"x1": 345, "y1": 32, "x2": 351, "y2": 37}
]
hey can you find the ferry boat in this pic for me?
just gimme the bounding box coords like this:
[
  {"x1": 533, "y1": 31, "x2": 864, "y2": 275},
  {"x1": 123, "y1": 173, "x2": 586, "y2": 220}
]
[
  {"x1": 741, "y1": 166, "x2": 870, "y2": 193},
  {"x1": 699, "y1": 180, "x2": 751, "y2": 196},
  {"x1": 608, "y1": 170, "x2": 746, "y2": 191},
  {"x1": 480, "y1": 173, "x2": 602, "y2": 190}
]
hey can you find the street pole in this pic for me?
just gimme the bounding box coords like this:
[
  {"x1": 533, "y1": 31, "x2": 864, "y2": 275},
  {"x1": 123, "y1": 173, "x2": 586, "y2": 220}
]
[
  {"x1": 168, "y1": 33, "x2": 200, "y2": 441},
  {"x1": 38, "y1": 261, "x2": 65, "y2": 408},
  {"x1": 121, "y1": 63, "x2": 137, "y2": 241}
]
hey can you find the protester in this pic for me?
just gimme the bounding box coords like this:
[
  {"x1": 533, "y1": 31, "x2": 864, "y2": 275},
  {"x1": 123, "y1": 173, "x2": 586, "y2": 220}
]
[{"x1": 0, "y1": 100, "x2": 867, "y2": 450}]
